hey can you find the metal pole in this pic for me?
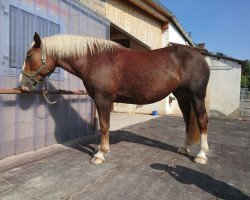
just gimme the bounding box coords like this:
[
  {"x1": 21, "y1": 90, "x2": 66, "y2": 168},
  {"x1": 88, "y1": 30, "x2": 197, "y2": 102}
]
[{"x1": 240, "y1": 97, "x2": 244, "y2": 116}]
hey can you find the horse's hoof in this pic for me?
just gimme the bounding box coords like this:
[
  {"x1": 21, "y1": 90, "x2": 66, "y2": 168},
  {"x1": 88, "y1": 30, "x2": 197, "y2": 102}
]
[
  {"x1": 194, "y1": 156, "x2": 207, "y2": 164},
  {"x1": 92, "y1": 148, "x2": 99, "y2": 156},
  {"x1": 177, "y1": 147, "x2": 189, "y2": 155},
  {"x1": 91, "y1": 157, "x2": 104, "y2": 165}
]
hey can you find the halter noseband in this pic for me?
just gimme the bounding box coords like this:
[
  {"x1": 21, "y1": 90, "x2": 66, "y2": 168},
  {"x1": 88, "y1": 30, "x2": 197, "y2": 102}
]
[
  {"x1": 21, "y1": 44, "x2": 62, "y2": 104},
  {"x1": 21, "y1": 46, "x2": 51, "y2": 85}
]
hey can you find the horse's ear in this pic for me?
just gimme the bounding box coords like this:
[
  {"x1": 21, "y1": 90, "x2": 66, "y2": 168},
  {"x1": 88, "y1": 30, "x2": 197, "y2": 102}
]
[{"x1": 33, "y1": 32, "x2": 41, "y2": 48}]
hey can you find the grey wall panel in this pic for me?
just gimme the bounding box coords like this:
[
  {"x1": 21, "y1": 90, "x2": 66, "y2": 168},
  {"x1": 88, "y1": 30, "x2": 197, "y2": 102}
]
[{"x1": 0, "y1": 0, "x2": 110, "y2": 159}]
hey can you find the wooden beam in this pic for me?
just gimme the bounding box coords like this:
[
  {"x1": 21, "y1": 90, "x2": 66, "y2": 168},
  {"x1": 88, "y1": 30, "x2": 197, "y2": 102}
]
[
  {"x1": 161, "y1": 21, "x2": 169, "y2": 30},
  {"x1": 127, "y1": 0, "x2": 169, "y2": 23},
  {"x1": 143, "y1": 0, "x2": 171, "y2": 17},
  {"x1": 0, "y1": 88, "x2": 88, "y2": 95}
]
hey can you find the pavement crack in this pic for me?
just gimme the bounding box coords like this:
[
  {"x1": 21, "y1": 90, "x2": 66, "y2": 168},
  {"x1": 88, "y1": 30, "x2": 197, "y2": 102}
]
[{"x1": 64, "y1": 167, "x2": 118, "y2": 200}]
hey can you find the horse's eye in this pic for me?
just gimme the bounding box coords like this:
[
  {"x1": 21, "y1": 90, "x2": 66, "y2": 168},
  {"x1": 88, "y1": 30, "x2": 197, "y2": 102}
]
[{"x1": 26, "y1": 54, "x2": 32, "y2": 60}]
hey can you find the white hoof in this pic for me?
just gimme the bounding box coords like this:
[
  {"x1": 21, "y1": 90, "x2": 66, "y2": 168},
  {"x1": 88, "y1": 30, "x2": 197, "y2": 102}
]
[
  {"x1": 91, "y1": 150, "x2": 106, "y2": 165},
  {"x1": 91, "y1": 157, "x2": 105, "y2": 165},
  {"x1": 194, "y1": 156, "x2": 208, "y2": 164},
  {"x1": 177, "y1": 147, "x2": 190, "y2": 155}
]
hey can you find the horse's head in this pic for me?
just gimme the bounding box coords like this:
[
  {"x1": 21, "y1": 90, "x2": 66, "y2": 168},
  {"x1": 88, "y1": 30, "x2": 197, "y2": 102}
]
[{"x1": 19, "y1": 32, "x2": 55, "y2": 91}]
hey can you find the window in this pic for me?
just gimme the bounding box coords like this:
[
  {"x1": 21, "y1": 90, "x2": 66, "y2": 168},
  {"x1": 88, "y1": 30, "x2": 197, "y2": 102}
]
[{"x1": 9, "y1": 6, "x2": 60, "y2": 73}]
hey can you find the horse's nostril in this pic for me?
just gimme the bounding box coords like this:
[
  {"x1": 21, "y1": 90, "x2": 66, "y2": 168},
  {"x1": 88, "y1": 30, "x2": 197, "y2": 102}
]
[{"x1": 18, "y1": 83, "x2": 22, "y2": 89}]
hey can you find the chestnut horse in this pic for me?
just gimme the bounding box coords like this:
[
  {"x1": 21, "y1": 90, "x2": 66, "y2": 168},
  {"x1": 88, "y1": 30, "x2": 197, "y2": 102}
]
[{"x1": 20, "y1": 33, "x2": 210, "y2": 165}]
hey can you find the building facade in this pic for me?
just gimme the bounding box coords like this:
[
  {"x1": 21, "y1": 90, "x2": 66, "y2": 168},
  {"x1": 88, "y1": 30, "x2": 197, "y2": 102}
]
[
  {"x1": 0, "y1": 0, "x2": 109, "y2": 159},
  {"x1": 206, "y1": 56, "x2": 242, "y2": 118},
  {"x1": 92, "y1": 0, "x2": 242, "y2": 118},
  {"x1": 0, "y1": 0, "x2": 242, "y2": 159}
]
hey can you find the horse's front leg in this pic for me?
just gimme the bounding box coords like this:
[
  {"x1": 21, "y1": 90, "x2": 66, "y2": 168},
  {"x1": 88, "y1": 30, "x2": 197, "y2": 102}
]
[{"x1": 91, "y1": 95, "x2": 111, "y2": 165}]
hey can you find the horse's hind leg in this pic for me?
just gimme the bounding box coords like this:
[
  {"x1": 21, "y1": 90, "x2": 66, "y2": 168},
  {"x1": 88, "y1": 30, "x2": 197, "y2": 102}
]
[
  {"x1": 91, "y1": 95, "x2": 111, "y2": 165},
  {"x1": 190, "y1": 96, "x2": 209, "y2": 164},
  {"x1": 173, "y1": 90, "x2": 200, "y2": 155}
]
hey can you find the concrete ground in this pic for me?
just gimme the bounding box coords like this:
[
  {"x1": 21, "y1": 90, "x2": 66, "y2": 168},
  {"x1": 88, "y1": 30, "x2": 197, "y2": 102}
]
[
  {"x1": 110, "y1": 113, "x2": 159, "y2": 131},
  {"x1": 0, "y1": 113, "x2": 249, "y2": 200}
]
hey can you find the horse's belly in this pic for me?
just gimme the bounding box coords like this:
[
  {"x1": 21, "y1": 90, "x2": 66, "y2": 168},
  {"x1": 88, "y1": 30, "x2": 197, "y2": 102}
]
[
  {"x1": 115, "y1": 68, "x2": 180, "y2": 104},
  {"x1": 116, "y1": 85, "x2": 176, "y2": 105}
]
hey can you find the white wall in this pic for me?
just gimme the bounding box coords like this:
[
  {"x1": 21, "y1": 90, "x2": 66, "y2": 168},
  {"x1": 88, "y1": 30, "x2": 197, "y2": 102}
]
[
  {"x1": 168, "y1": 23, "x2": 188, "y2": 45},
  {"x1": 162, "y1": 22, "x2": 187, "y2": 47},
  {"x1": 113, "y1": 99, "x2": 167, "y2": 115},
  {"x1": 162, "y1": 27, "x2": 169, "y2": 47},
  {"x1": 206, "y1": 57, "x2": 241, "y2": 117}
]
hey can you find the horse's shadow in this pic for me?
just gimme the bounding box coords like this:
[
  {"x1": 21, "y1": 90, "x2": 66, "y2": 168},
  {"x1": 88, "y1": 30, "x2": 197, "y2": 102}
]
[
  {"x1": 76, "y1": 129, "x2": 249, "y2": 200},
  {"x1": 150, "y1": 164, "x2": 249, "y2": 200},
  {"x1": 75, "y1": 129, "x2": 195, "y2": 162}
]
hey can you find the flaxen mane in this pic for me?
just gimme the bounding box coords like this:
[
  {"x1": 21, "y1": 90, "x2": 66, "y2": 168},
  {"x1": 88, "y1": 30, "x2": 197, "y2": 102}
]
[{"x1": 42, "y1": 34, "x2": 120, "y2": 59}]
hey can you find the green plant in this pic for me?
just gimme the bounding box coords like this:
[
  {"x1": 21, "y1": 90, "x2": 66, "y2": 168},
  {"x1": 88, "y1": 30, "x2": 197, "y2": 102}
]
[{"x1": 241, "y1": 60, "x2": 250, "y2": 88}]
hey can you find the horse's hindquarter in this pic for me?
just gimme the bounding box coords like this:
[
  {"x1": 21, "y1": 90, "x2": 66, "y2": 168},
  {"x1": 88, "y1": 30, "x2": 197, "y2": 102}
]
[{"x1": 114, "y1": 48, "x2": 182, "y2": 104}]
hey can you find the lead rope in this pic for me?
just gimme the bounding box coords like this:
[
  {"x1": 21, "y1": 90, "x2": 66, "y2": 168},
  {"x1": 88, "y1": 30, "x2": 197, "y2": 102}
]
[
  {"x1": 42, "y1": 86, "x2": 62, "y2": 104},
  {"x1": 40, "y1": 43, "x2": 62, "y2": 105}
]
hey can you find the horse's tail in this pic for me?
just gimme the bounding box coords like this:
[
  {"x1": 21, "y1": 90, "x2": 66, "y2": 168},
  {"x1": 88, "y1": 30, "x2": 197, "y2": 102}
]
[
  {"x1": 186, "y1": 105, "x2": 200, "y2": 145},
  {"x1": 186, "y1": 81, "x2": 210, "y2": 145}
]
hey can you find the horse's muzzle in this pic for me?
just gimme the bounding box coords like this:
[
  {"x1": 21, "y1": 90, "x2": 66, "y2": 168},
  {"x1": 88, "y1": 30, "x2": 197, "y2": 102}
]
[
  {"x1": 20, "y1": 85, "x2": 30, "y2": 91},
  {"x1": 19, "y1": 82, "x2": 35, "y2": 91},
  {"x1": 19, "y1": 73, "x2": 36, "y2": 91}
]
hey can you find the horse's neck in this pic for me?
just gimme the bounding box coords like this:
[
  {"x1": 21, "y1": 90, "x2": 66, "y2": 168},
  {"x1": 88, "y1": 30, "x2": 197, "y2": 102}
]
[{"x1": 56, "y1": 57, "x2": 83, "y2": 77}]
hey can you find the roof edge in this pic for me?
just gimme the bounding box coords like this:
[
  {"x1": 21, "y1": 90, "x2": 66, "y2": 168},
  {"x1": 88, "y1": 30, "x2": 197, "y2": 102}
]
[{"x1": 143, "y1": 0, "x2": 195, "y2": 47}]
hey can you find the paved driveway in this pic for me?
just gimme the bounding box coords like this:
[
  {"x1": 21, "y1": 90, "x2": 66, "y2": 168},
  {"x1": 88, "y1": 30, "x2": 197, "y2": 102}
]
[{"x1": 0, "y1": 115, "x2": 249, "y2": 200}]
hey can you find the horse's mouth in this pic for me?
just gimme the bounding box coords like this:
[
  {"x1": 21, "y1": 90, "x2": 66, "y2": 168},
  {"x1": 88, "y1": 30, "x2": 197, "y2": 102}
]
[
  {"x1": 20, "y1": 85, "x2": 30, "y2": 91},
  {"x1": 19, "y1": 82, "x2": 35, "y2": 91},
  {"x1": 19, "y1": 75, "x2": 37, "y2": 91}
]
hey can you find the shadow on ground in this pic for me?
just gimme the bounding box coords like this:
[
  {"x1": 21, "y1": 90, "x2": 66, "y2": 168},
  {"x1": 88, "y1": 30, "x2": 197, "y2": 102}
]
[
  {"x1": 0, "y1": 115, "x2": 249, "y2": 200},
  {"x1": 75, "y1": 129, "x2": 195, "y2": 161},
  {"x1": 151, "y1": 164, "x2": 249, "y2": 200}
]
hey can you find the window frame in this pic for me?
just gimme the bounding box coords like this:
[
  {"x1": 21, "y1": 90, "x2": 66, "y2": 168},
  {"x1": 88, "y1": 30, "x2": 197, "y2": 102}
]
[{"x1": 4, "y1": 2, "x2": 64, "y2": 81}]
